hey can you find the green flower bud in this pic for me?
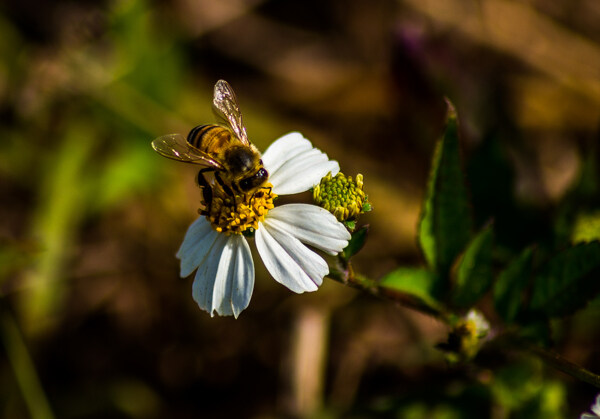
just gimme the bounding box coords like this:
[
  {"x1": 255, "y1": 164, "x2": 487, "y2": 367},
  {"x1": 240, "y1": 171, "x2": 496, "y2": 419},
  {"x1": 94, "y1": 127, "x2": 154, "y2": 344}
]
[{"x1": 313, "y1": 172, "x2": 371, "y2": 228}]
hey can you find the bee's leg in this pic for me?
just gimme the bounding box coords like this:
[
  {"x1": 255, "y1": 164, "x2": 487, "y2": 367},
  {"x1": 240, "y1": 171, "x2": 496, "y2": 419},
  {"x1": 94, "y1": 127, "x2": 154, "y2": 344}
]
[
  {"x1": 197, "y1": 169, "x2": 213, "y2": 215},
  {"x1": 214, "y1": 172, "x2": 235, "y2": 197},
  {"x1": 253, "y1": 185, "x2": 271, "y2": 200}
]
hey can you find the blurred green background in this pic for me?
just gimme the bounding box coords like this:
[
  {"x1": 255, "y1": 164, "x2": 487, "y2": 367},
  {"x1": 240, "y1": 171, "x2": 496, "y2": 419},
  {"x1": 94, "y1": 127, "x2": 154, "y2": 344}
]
[{"x1": 1, "y1": 0, "x2": 599, "y2": 417}]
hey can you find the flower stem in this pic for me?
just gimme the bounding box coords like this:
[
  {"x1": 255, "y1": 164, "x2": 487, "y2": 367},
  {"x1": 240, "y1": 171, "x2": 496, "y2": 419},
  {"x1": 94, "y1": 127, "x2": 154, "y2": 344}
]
[
  {"x1": 330, "y1": 259, "x2": 600, "y2": 388},
  {"x1": 328, "y1": 259, "x2": 447, "y2": 321},
  {"x1": 525, "y1": 342, "x2": 600, "y2": 389}
]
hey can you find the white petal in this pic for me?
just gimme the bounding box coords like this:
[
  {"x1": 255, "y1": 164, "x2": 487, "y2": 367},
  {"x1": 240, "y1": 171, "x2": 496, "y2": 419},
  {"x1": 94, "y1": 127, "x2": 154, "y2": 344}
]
[
  {"x1": 212, "y1": 234, "x2": 254, "y2": 318},
  {"x1": 255, "y1": 220, "x2": 329, "y2": 294},
  {"x1": 261, "y1": 132, "x2": 312, "y2": 174},
  {"x1": 269, "y1": 154, "x2": 339, "y2": 196},
  {"x1": 262, "y1": 132, "x2": 340, "y2": 195},
  {"x1": 265, "y1": 204, "x2": 350, "y2": 255},
  {"x1": 192, "y1": 233, "x2": 228, "y2": 316},
  {"x1": 176, "y1": 217, "x2": 220, "y2": 277},
  {"x1": 191, "y1": 234, "x2": 254, "y2": 317},
  {"x1": 592, "y1": 394, "x2": 600, "y2": 416}
]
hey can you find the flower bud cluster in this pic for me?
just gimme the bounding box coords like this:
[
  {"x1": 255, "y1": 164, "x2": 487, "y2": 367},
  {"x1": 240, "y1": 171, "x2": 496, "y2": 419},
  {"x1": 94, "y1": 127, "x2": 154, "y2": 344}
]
[{"x1": 313, "y1": 172, "x2": 369, "y2": 224}]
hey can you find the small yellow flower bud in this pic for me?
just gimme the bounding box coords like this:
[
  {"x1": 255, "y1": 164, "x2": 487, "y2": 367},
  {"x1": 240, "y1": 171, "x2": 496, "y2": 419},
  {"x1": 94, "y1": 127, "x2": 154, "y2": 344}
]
[{"x1": 313, "y1": 172, "x2": 371, "y2": 225}]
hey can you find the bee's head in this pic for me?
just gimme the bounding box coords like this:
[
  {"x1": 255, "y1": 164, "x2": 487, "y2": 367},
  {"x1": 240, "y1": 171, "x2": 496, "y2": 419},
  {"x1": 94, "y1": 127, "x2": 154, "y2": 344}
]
[
  {"x1": 240, "y1": 166, "x2": 268, "y2": 193},
  {"x1": 226, "y1": 146, "x2": 268, "y2": 193}
]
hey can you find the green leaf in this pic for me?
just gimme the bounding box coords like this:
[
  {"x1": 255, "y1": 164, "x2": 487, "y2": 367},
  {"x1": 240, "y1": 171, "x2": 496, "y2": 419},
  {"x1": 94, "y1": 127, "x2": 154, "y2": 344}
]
[
  {"x1": 529, "y1": 241, "x2": 600, "y2": 318},
  {"x1": 380, "y1": 267, "x2": 441, "y2": 313},
  {"x1": 342, "y1": 224, "x2": 369, "y2": 260},
  {"x1": 494, "y1": 247, "x2": 534, "y2": 323},
  {"x1": 418, "y1": 141, "x2": 440, "y2": 269},
  {"x1": 451, "y1": 223, "x2": 494, "y2": 309},
  {"x1": 418, "y1": 100, "x2": 472, "y2": 283}
]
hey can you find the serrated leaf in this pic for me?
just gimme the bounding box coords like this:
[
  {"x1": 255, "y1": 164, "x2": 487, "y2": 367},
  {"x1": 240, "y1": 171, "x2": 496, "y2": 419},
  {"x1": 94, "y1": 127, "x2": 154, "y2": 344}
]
[
  {"x1": 342, "y1": 225, "x2": 369, "y2": 260},
  {"x1": 451, "y1": 223, "x2": 494, "y2": 309},
  {"x1": 380, "y1": 267, "x2": 441, "y2": 312},
  {"x1": 418, "y1": 101, "x2": 472, "y2": 284},
  {"x1": 494, "y1": 247, "x2": 534, "y2": 323},
  {"x1": 529, "y1": 241, "x2": 600, "y2": 317}
]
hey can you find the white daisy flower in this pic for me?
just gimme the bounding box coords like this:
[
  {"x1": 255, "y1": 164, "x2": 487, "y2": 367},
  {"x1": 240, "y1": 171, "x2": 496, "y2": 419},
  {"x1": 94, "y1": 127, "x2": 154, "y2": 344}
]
[
  {"x1": 177, "y1": 132, "x2": 351, "y2": 318},
  {"x1": 581, "y1": 394, "x2": 600, "y2": 419}
]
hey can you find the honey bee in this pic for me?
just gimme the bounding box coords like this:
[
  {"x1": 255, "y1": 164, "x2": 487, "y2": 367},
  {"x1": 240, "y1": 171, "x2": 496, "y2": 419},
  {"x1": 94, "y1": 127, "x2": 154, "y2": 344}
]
[{"x1": 152, "y1": 80, "x2": 269, "y2": 209}]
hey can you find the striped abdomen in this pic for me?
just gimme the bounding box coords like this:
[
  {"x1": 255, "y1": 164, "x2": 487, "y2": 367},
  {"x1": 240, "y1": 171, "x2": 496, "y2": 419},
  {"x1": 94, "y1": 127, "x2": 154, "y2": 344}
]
[{"x1": 186, "y1": 124, "x2": 235, "y2": 156}]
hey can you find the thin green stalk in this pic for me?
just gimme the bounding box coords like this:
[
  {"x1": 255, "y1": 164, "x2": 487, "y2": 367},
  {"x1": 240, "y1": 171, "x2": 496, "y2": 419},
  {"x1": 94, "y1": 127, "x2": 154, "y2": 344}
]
[
  {"x1": 0, "y1": 307, "x2": 55, "y2": 419},
  {"x1": 328, "y1": 259, "x2": 447, "y2": 321},
  {"x1": 526, "y1": 342, "x2": 600, "y2": 389}
]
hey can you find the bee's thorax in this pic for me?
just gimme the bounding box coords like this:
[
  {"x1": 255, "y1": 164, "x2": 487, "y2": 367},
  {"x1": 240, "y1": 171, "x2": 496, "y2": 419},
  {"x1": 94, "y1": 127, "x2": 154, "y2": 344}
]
[{"x1": 224, "y1": 146, "x2": 258, "y2": 175}]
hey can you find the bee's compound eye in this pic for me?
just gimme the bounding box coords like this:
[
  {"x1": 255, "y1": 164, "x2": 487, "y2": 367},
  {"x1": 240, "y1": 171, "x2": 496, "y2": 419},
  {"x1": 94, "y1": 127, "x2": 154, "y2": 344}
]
[{"x1": 240, "y1": 168, "x2": 269, "y2": 192}]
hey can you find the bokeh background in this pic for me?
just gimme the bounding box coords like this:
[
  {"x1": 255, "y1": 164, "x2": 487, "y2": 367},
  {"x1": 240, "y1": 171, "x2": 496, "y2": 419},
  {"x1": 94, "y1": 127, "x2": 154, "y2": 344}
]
[{"x1": 1, "y1": 0, "x2": 600, "y2": 417}]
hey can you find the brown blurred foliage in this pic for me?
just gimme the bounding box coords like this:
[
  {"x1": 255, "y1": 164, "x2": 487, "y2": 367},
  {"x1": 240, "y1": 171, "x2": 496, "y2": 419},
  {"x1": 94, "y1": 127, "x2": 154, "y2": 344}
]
[{"x1": 0, "y1": 0, "x2": 599, "y2": 417}]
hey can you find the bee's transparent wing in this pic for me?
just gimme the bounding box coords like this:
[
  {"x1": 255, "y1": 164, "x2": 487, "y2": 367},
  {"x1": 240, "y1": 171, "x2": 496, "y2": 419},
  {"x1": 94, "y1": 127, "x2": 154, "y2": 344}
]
[
  {"x1": 212, "y1": 79, "x2": 249, "y2": 146},
  {"x1": 151, "y1": 133, "x2": 224, "y2": 169}
]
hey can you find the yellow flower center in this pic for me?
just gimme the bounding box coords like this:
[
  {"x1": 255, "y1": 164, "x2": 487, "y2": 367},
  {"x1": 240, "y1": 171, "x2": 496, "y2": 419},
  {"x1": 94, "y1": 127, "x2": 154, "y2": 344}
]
[{"x1": 203, "y1": 183, "x2": 277, "y2": 235}]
